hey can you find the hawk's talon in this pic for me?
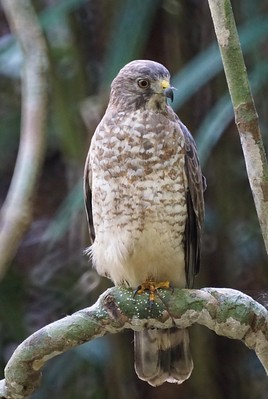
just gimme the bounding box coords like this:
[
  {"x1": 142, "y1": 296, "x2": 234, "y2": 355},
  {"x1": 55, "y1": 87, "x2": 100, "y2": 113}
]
[
  {"x1": 133, "y1": 280, "x2": 172, "y2": 306},
  {"x1": 148, "y1": 299, "x2": 155, "y2": 311},
  {"x1": 133, "y1": 285, "x2": 142, "y2": 298},
  {"x1": 169, "y1": 282, "x2": 175, "y2": 293}
]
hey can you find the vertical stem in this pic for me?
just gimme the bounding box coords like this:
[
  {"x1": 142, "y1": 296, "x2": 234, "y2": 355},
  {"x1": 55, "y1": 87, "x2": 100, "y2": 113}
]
[
  {"x1": 208, "y1": 0, "x2": 268, "y2": 254},
  {"x1": 0, "y1": 0, "x2": 49, "y2": 276}
]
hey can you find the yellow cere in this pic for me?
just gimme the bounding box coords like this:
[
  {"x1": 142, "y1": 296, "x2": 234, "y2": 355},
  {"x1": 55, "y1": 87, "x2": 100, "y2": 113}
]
[{"x1": 161, "y1": 79, "x2": 170, "y2": 89}]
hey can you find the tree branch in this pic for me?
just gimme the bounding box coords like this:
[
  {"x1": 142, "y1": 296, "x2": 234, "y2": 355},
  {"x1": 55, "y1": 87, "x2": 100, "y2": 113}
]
[
  {"x1": 0, "y1": 287, "x2": 267, "y2": 398},
  {"x1": 207, "y1": 0, "x2": 268, "y2": 254},
  {"x1": 0, "y1": 0, "x2": 48, "y2": 278}
]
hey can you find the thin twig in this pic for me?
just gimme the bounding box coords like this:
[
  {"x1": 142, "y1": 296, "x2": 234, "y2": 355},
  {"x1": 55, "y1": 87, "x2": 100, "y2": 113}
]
[
  {"x1": 0, "y1": 0, "x2": 49, "y2": 278},
  {"x1": 207, "y1": 0, "x2": 268, "y2": 253}
]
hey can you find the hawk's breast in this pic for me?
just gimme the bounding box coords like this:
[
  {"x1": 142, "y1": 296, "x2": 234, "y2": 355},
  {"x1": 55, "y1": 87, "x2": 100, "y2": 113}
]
[{"x1": 90, "y1": 109, "x2": 188, "y2": 287}]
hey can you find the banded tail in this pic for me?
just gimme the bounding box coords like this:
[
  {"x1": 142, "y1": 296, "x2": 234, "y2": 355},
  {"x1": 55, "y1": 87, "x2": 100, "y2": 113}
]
[{"x1": 134, "y1": 327, "x2": 193, "y2": 386}]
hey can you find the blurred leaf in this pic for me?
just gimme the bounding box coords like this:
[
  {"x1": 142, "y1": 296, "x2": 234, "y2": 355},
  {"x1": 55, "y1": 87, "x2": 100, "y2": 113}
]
[
  {"x1": 102, "y1": 0, "x2": 161, "y2": 84},
  {"x1": 172, "y1": 16, "x2": 268, "y2": 109},
  {"x1": 41, "y1": 180, "x2": 84, "y2": 248},
  {"x1": 196, "y1": 59, "x2": 268, "y2": 166},
  {"x1": 39, "y1": 0, "x2": 89, "y2": 27},
  {"x1": 0, "y1": 0, "x2": 89, "y2": 76}
]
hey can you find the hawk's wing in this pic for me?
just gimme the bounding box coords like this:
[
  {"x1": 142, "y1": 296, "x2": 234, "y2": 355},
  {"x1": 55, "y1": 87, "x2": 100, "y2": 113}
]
[
  {"x1": 179, "y1": 121, "x2": 206, "y2": 288},
  {"x1": 83, "y1": 150, "x2": 95, "y2": 245}
]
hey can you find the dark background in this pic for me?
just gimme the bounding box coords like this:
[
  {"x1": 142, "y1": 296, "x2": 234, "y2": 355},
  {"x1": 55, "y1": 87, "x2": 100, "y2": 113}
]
[{"x1": 0, "y1": 0, "x2": 268, "y2": 398}]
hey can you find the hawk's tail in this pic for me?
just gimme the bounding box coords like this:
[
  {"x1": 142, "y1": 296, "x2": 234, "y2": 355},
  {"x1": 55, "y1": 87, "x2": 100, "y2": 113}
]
[{"x1": 134, "y1": 327, "x2": 193, "y2": 386}]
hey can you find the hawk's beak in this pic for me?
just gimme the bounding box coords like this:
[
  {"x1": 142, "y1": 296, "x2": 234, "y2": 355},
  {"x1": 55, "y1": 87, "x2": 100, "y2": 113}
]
[
  {"x1": 161, "y1": 79, "x2": 175, "y2": 102},
  {"x1": 163, "y1": 87, "x2": 174, "y2": 102}
]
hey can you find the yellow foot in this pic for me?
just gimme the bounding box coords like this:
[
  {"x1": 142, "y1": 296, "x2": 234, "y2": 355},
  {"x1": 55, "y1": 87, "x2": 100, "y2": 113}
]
[{"x1": 133, "y1": 280, "x2": 173, "y2": 307}]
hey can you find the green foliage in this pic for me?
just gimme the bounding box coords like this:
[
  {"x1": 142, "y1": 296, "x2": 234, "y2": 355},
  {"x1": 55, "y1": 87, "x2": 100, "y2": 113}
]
[
  {"x1": 197, "y1": 60, "x2": 268, "y2": 165},
  {"x1": 102, "y1": 0, "x2": 161, "y2": 84}
]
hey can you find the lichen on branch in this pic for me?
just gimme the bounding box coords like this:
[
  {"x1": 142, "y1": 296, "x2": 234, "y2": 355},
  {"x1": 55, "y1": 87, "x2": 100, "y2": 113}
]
[{"x1": 0, "y1": 287, "x2": 267, "y2": 399}]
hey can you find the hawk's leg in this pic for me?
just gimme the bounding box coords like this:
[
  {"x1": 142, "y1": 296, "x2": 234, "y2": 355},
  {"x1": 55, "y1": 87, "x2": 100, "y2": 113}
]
[{"x1": 133, "y1": 280, "x2": 174, "y2": 309}]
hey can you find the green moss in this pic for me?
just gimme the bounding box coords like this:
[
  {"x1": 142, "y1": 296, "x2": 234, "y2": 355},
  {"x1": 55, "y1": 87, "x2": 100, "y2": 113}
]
[{"x1": 111, "y1": 286, "x2": 164, "y2": 319}]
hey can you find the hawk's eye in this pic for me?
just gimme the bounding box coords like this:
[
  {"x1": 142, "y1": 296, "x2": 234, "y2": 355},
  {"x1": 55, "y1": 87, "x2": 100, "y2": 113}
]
[{"x1": 137, "y1": 79, "x2": 150, "y2": 89}]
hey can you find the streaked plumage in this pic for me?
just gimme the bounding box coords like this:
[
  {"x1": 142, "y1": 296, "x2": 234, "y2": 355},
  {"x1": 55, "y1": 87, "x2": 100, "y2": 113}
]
[{"x1": 84, "y1": 60, "x2": 205, "y2": 386}]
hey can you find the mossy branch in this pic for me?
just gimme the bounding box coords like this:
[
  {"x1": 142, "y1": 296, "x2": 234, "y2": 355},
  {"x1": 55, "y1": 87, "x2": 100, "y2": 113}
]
[
  {"x1": 0, "y1": 287, "x2": 267, "y2": 398},
  {"x1": 207, "y1": 0, "x2": 268, "y2": 253}
]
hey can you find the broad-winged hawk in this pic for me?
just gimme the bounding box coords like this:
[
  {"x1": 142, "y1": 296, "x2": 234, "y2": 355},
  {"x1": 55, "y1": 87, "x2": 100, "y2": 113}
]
[{"x1": 84, "y1": 60, "x2": 205, "y2": 386}]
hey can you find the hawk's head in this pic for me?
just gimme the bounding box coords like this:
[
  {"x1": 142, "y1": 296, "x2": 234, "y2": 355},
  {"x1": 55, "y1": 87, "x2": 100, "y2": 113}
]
[{"x1": 110, "y1": 60, "x2": 174, "y2": 111}]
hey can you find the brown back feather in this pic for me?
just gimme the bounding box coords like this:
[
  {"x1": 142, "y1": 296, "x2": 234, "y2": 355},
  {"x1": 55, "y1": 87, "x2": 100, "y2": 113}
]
[{"x1": 179, "y1": 120, "x2": 205, "y2": 287}]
